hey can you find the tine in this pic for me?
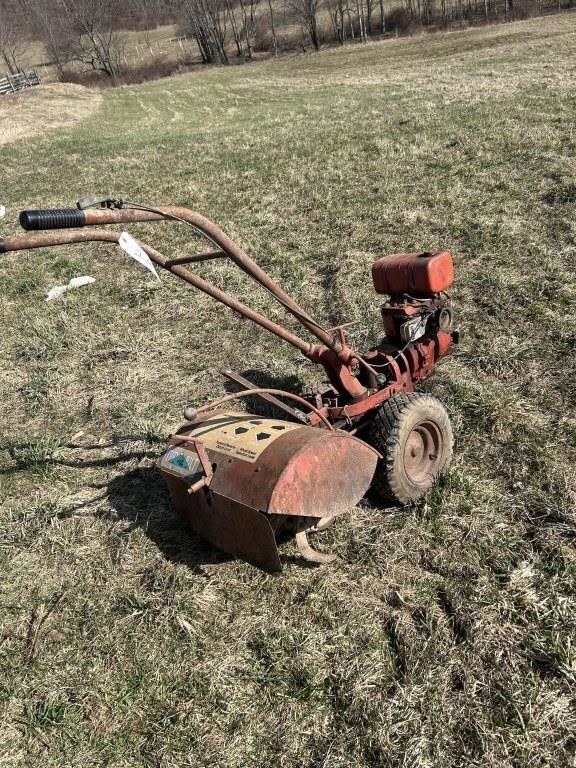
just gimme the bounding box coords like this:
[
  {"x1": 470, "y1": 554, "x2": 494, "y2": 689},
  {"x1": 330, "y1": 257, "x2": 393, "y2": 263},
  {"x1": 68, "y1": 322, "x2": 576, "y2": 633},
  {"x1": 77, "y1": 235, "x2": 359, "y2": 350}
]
[
  {"x1": 295, "y1": 530, "x2": 337, "y2": 565},
  {"x1": 309, "y1": 515, "x2": 335, "y2": 532}
]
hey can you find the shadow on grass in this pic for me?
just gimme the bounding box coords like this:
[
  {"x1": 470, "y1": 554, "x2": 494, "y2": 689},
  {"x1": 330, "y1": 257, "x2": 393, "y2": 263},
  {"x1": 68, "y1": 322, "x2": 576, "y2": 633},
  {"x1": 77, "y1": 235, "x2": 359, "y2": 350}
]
[
  {"x1": 106, "y1": 466, "x2": 320, "y2": 573},
  {"x1": 1, "y1": 434, "x2": 164, "y2": 474},
  {"x1": 106, "y1": 466, "x2": 231, "y2": 572},
  {"x1": 222, "y1": 368, "x2": 308, "y2": 418}
]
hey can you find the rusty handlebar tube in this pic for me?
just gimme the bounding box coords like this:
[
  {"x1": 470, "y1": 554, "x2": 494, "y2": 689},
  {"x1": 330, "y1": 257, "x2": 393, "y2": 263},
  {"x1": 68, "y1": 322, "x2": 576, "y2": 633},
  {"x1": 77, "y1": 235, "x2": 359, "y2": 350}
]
[{"x1": 1, "y1": 202, "x2": 370, "y2": 400}]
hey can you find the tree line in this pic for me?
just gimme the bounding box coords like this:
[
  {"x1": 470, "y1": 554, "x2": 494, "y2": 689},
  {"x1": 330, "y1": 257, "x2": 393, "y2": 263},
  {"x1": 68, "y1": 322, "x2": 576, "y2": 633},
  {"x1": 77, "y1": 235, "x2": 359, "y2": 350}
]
[{"x1": 0, "y1": 0, "x2": 572, "y2": 80}]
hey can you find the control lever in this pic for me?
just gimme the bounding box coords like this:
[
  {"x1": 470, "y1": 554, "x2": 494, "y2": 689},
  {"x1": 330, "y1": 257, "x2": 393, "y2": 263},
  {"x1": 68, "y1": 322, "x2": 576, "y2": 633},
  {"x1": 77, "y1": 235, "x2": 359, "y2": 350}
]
[{"x1": 76, "y1": 195, "x2": 123, "y2": 211}]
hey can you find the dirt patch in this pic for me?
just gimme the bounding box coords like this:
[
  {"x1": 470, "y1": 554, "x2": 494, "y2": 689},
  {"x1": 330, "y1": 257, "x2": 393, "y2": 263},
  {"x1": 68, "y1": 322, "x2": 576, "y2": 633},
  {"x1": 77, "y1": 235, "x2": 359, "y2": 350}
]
[{"x1": 0, "y1": 82, "x2": 102, "y2": 146}]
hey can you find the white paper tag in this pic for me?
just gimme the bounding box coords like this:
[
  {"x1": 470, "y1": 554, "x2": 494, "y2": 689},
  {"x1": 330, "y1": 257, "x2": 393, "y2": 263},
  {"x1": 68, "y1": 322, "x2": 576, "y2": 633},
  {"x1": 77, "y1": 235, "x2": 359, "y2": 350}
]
[
  {"x1": 0, "y1": 205, "x2": 5, "y2": 220},
  {"x1": 118, "y1": 231, "x2": 160, "y2": 281}
]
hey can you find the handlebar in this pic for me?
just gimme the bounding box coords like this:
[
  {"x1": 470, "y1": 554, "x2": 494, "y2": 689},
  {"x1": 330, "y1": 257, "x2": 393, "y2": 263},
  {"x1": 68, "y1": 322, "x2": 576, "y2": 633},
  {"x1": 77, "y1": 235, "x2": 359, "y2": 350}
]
[
  {"x1": 19, "y1": 208, "x2": 87, "y2": 231},
  {"x1": 7, "y1": 198, "x2": 369, "y2": 390},
  {"x1": 2, "y1": 196, "x2": 373, "y2": 400}
]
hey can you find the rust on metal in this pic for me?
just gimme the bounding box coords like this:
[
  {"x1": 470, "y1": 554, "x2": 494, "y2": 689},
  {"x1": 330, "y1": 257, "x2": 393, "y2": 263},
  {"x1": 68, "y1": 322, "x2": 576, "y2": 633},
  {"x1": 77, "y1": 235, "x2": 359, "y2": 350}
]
[
  {"x1": 4, "y1": 196, "x2": 459, "y2": 571},
  {"x1": 165, "y1": 250, "x2": 226, "y2": 266},
  {"x1": 196, "y1": 388, "x2": 335, "y2": 431},
  {"x1": 220, "y1": 369, "x2": 308, "y2": 423},
  {"x1": 13, "y1": 203, "x2": 372, "y2": 399},
  {"x1": 403, "y1": 419, "x2": 443, "y2": 485},
  {"x1": 58, "y1": 204, "x2": 355, "y2": 364},
  {"x1": 172, "y1": 411, "x2": 377, "y2": 518},
  {"x1": 2, "y1": 228, "x2": 319, "y2": 360},
  {"x1": 157, "y1": 411, "x2": 379, "y2": 571},
  {"x1": 295, "y1": 530, "x2": 337, "y2": 564},
  {"x1": 372, "y1": 251, "x2": 454, "y2": 295}
]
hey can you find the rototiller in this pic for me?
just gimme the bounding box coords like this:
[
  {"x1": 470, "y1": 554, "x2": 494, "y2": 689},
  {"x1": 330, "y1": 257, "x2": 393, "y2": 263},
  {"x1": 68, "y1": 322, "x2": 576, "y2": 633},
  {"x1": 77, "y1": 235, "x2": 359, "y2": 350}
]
[{"x1": 2, "y1": 197, "x2": 458, "y2": 571}]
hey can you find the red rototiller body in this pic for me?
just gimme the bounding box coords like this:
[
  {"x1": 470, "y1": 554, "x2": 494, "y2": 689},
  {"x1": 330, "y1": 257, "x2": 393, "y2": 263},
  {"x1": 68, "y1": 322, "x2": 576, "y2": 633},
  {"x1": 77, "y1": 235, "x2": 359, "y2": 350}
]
[{"x1": 2, "y1": 196, "x2": 458, "y2": 571}]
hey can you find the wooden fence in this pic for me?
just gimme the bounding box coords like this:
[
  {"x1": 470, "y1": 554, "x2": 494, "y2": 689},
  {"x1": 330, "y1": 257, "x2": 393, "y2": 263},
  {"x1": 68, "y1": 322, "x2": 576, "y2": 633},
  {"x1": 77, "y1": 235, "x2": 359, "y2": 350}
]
[{"x1": 0, "y1": 70, "x2": 40, "y2": 96}]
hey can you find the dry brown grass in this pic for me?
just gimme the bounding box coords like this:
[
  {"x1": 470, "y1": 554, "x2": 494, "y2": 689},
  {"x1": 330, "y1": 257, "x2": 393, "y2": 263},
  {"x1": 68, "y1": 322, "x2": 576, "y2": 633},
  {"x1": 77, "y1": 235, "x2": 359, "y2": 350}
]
[{"x1": 0, "y1": 83, "x2": 102, "y2": 147}]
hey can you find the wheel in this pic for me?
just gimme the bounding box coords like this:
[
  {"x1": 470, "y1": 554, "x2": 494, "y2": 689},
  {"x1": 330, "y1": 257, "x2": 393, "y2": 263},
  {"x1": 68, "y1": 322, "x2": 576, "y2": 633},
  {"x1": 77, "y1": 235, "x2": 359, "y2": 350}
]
[{"x1": 366, "y1": 393, "x2": 453, "y2": 504}]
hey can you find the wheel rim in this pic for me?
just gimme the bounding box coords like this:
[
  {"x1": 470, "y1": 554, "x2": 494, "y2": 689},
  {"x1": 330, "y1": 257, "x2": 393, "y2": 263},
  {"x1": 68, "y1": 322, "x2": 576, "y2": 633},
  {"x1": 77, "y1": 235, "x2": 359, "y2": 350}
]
[{"x1": 403, "y1": 419, "x2": 443, "y2": 485}]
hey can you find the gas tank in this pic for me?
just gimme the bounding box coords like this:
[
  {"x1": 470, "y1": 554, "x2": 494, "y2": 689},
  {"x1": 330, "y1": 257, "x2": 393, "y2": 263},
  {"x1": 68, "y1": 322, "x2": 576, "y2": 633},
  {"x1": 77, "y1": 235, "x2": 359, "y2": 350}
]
[
  {"x1": 157, "y1": 411, "x2": 378, "y2": 571},
  {"x1": 372, "y1": 251, "x2": 454, "y2": 295}
]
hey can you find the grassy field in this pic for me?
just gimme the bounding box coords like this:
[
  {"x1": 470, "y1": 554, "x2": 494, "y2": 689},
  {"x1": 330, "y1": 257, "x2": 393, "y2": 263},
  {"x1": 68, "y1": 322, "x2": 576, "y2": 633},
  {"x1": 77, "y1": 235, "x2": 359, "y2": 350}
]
[{"x1": 1, "y1": 14, "x2": 576, "y2": 767}]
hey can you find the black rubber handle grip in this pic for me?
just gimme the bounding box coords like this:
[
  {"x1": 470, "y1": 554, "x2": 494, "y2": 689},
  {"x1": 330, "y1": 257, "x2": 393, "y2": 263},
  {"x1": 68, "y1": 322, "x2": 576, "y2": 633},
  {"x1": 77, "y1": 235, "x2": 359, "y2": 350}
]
[{"x1": 19, "y1": 208, "x2": 86, "y2": 231}]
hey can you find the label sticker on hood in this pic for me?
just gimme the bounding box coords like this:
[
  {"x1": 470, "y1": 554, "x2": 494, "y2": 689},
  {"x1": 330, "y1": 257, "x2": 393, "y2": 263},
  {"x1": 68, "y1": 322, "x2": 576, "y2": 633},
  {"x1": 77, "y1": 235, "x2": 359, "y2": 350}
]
[{"x1": 187, "y1": 414, "x2": 300, "y2": 463}]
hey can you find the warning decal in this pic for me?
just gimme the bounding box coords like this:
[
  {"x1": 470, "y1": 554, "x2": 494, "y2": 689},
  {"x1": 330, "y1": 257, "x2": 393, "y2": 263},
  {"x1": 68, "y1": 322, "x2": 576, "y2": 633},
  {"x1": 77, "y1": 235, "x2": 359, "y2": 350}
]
[{"x1": 159, "y1": 447, "x2": 202, "y2": 480}]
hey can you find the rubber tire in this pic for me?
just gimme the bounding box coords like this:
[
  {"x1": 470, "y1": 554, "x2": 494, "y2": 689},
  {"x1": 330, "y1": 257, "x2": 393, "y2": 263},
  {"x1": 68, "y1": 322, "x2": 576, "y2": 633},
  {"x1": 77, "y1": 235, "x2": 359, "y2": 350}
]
[{"x1": 366, "y1": 393, "x2": 453, "y2": 505}]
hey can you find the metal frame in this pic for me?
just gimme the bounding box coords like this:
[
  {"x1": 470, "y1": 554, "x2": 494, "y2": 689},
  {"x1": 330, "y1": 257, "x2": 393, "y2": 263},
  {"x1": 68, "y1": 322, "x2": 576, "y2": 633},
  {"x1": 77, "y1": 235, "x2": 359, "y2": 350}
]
[{"x1": 1, "y1": 199, "x2": 455, "y2": 431}]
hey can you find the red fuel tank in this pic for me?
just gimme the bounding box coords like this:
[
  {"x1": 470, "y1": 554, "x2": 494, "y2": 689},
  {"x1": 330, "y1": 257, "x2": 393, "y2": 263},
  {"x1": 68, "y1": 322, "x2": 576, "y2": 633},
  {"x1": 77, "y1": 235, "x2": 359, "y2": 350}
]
[{"x1": 372, "y1": 251, "x2": 454, "y2": 295}]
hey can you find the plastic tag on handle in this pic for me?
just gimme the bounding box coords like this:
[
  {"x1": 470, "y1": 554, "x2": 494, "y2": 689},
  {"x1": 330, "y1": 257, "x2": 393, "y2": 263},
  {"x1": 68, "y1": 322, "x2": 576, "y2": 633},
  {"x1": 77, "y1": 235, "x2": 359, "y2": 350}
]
[{"x1": 118, "y1": 231, "x2": 160, "y2": 281}]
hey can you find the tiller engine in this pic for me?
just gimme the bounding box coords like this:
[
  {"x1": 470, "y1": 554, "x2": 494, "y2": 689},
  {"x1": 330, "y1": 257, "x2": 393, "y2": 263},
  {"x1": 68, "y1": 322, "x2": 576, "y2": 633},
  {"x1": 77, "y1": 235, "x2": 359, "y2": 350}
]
[{"x1": 2, "y1": 197, "x2": 458, "y2": 571}]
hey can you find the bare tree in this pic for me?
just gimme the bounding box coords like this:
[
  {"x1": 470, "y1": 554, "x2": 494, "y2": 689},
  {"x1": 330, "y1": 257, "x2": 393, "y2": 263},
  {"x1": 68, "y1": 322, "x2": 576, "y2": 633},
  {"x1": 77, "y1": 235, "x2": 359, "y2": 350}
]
[
  {"x1": 249, "y1": 0, "x2": 259, "y2": 26},
  {"x1": 346, "y1": 0, "x2": 356, "y2": 39},
  {"x1": 379, "y1": 0, "x2": 386, "y2": 31},
  {"x1": 326, "y1": 0, "x2": 347, "y2": 43},
  {"x1": 267, "y1": 0, "x2": 278, "y2": 55},
  {"x1": 58, "y1": 0, "x2": 125, "y2": 79},
  {"x1": 178, "y1": 0, "x2": 229, "y2": 64},
  {"x1": 25, "y1": 0, "x2": 75, "y2": 77},
  {"x1": 239, "y1": 0, "x2": 253, "y2": 58},
  {"x1": 0, "y1": 0, "x2": 25, "y2": 74},
  {"x1": 365, "y1": 0, "x2": 374, "y2": 31},
  {"x1": 224, "y1": 0, "x2": 245, "y2": 56},
  {"x1": 3, "y1": 0, "x2": 551, "y2": 86},
  {"x1": 290, "y1": 0, "x2": 320, "y2": 50},
  {"x1": 356, "y1": 0, "x2": 368, "y2": 40}
]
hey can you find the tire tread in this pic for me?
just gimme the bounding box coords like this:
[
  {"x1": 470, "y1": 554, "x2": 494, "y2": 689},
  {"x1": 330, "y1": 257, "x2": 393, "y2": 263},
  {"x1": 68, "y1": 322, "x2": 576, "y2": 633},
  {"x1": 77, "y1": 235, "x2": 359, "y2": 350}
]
[{"x1": 367, "y1": 392, "x2": 453, "y2": 504}]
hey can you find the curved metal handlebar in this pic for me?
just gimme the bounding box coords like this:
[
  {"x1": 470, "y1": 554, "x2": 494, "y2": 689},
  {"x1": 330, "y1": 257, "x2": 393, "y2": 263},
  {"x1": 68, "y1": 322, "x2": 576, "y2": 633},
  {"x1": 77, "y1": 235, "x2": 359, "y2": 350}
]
[
  {"x1": 2, "y1": 198, "x2": 372, "y2": 401},
  {"x1": 0, "y1": 226, "x2": 318, "y2": 359},
  {"x1": 16, "y1": 202, "x2": 342, "y2": 355}
]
